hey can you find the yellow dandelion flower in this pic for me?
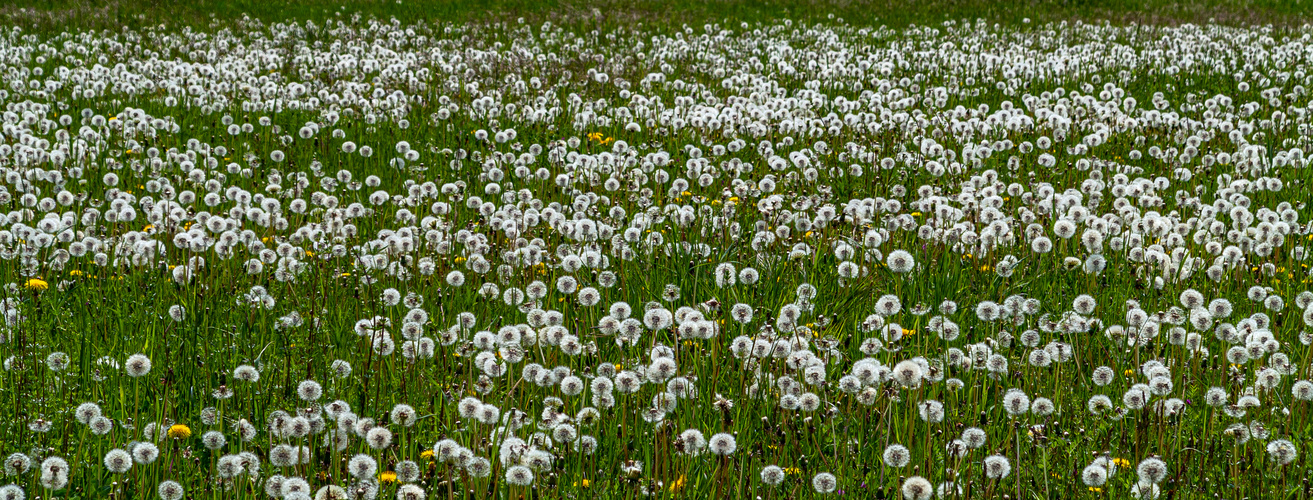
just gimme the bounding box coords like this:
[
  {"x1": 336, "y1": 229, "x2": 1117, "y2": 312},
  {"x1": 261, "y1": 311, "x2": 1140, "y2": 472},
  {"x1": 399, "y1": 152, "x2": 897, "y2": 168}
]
[
  {"x1": 379, "y1": 471, "x2": 397, "y2": 484},
  {"x1": 167, "y1": 424, "x2": 192, "y2": 439},
  {"x1": 24, "y1": 278, "x2": 48, "y2": 291},
  {"x1": 669, "y1": 474, "x2": 686, "y2": 492}
]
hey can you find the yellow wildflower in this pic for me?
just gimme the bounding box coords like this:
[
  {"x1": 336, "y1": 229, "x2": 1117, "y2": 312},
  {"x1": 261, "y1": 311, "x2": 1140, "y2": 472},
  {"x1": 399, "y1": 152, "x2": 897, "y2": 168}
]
[
  {"x1": 167, "y1": 424, "x2": 192, "y2": 439},
  {"x1": 669, "y1": 474, "x2": 686, "y2": 492},
  {"x1": 24, "y1": 278, "x2": 48, "y2": 291},
  {"x1": 379, "y1": 472, "x2": 397, "y2": 484}
]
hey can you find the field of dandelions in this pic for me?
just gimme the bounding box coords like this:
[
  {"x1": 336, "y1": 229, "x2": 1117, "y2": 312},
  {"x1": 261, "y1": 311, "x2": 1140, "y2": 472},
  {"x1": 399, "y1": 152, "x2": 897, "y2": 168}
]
[{"x1": 3, "y1": 8, "x2": 1313, "y2": 500}]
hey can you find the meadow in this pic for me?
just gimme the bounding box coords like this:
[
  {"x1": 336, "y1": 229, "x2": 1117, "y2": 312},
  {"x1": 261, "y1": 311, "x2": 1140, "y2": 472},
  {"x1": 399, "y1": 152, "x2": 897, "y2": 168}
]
[{"x1": 1, "y1": 1, "x2": 1313, "y2": 499}]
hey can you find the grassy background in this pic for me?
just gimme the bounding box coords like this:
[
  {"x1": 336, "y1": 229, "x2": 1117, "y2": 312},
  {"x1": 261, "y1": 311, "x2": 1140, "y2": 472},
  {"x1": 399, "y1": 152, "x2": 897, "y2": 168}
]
[{"x1": 3, "y1": 0, "x2": 1313, "y2": 34}]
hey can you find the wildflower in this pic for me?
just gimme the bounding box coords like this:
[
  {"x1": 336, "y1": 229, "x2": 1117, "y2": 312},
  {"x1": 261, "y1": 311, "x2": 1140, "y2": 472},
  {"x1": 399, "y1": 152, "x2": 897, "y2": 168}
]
[
  {"x1": 1293, "y1": 380, "x2": 1313, "y2": 401},
  {"x1": 1082, "y1": 464, "x2": 1108, "y2": 486},
  {"x1": 5, "y1": 453, "x2": 32, "y2": 475},
  {"x1": 812, "y1": 472, "x2": 838, "y2": 494},
  {"x1": 1267, "y1": 440, "x2": 1297, "y2": 465},
  {"x1": 167, "y1": 424, "x2": 192, "y2": 439},
  {"x1": 961, "y1": 427, "x2": 987, "y2": 448},
  {"x1": 892, "y1": 360, "x2": 924, "y2": 387},
  {"x1": 396, "y1": 461, "x2": 421, "y2": 482},
  {"x1": 132, "y1": 443, "x2": 160, "y2": 465},
  {"x1": 366, "y1": 427, "x2": 393, "y2": 449},
  {"x1": 297, "y1": 380, "x2": 323, "y2": 401},
  {"x1": 104, "y1": 449, "x2": 132, "y2": 474},
  {"x1": 40, "y1": 457, "x2": 69, "y2": 490},
  {"x1": 75, "y1": 402, "x2": 102, "y2": 424},
  {"x1": 23, "y1": 278, "x2": 47, "y2": 291},
  {"x1": 1003, "y1": 389, "x2": 1030, "y2": 416},
  {"x1": 201, "y1": 431, "x2": 226, "y2": 450},
  {"x1": 984, "y1": 455, "x2": 1011, "y2": 479},
  {"x1": 1130, "y1": 481, "x2": 1159, "y2": 500},
  {"x1": 0, "y1": 485, "x2": 23, "y2": 500},
  {"x1": 708, "y1": 433, "x2": 737, "y2": 455},
  {"x1": 1137, "y1": 457, "x2": 1167, "y2": 484},
  {"x1": 886, "y1": 250, "x2": 916, "y2": 273},
  {"x1": 505, "y1": 465, "x2": 534, "y2": 486},
  {"x1": 679, "y1": 429, "x2": 707, "y2": 455},
  {"x1": 669, "y1": 474, "x2": 686, "y2": 493},
  {"x1": 348, "y1": 454, "x2": 377, "y2": 479},
  {"x1": 157, "y1": 480, "x2": 184, "y2": 500},
  {"x1": 901, "y1": 476, "x2": 932, "y2": 500},
  {"x1": 883, "y1": 444, "x2": 911, "y2": 467},
  {"x1": 233, "y1": 365, "x2": 260, "y2": 382},
  {"x1": 125, "y1": 354, "x2": 152, "y2": 378}
]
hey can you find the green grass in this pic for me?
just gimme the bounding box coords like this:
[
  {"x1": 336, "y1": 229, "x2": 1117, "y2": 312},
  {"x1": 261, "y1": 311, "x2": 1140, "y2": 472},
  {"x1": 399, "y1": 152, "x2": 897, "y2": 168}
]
[{"x1": 4, "y1": 0, "x2": 1313, "y2": 34}]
